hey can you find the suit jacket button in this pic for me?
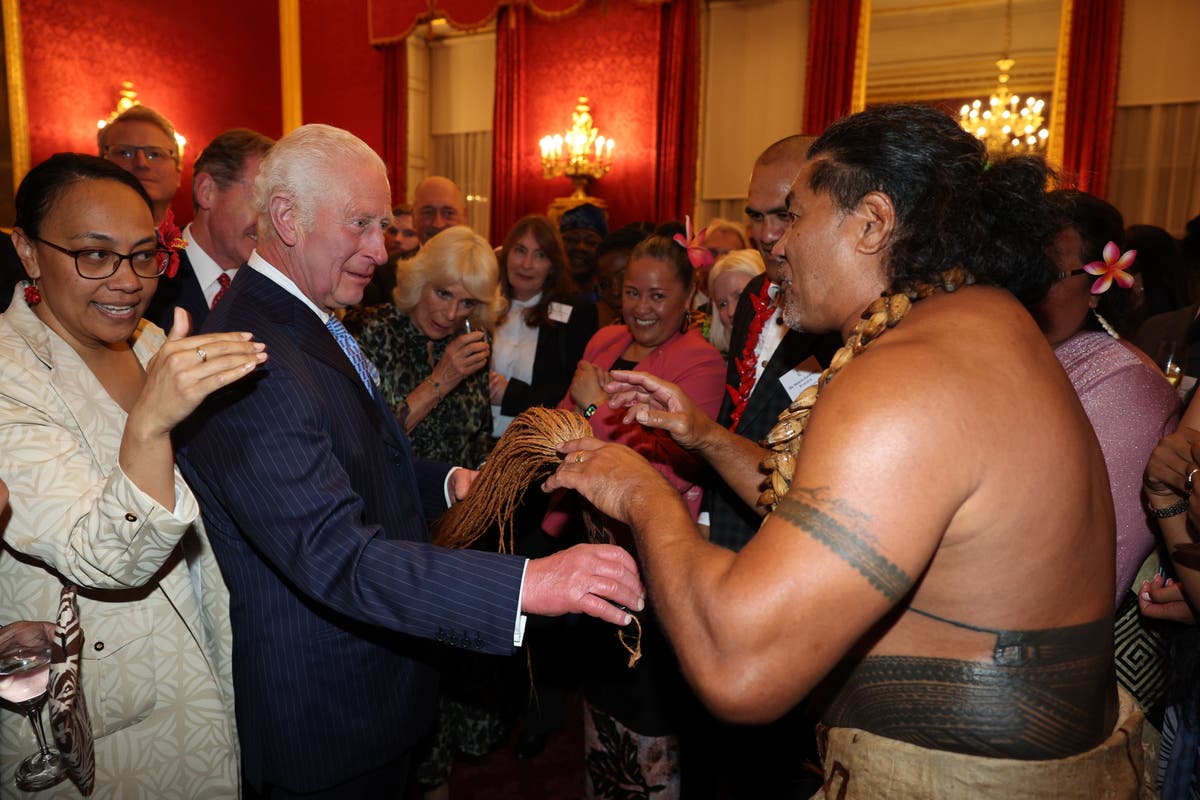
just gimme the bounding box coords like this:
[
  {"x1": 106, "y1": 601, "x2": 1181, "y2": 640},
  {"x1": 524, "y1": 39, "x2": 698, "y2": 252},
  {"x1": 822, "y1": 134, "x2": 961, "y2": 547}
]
[
  {"x1": 93, "y1": 641, "x2": 104, "y2": 652},
  {"x1": 124, "y1": 513, "x2": 137, "y2": 522}
]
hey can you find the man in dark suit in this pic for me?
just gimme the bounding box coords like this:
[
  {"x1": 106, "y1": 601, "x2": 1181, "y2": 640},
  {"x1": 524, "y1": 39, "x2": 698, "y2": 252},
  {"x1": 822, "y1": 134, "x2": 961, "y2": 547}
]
[
  {"x1": 706, "y1": 135, "x2": 839, "y2": 554},
  {"x1": 687, "y1": 135, "x2": 839, "y2": 800},
  {"x1": 174, "y1": 124, "x2": 642, "y2": 798},
  {"x1": 143, "y1": 128, "x2": 275, "y2": 333}
]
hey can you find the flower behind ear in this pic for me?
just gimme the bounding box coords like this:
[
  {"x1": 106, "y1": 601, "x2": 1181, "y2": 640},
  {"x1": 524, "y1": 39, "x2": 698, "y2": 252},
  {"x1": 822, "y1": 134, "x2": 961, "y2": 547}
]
[
  {"x1": 672, "y1": 215, "x2": 713, "y2": 271},
  {"x1": 1083, "y1": 241, "x2": 1136, "y2": 295},
  {"x1": 156, "y1": 209, "x2": 187, "y2": 278}
]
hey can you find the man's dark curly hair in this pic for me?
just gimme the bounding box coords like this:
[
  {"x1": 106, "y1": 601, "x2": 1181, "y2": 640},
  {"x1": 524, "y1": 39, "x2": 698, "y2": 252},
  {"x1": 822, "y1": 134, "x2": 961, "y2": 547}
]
[{"x1": 806, "y1": 104, "x2": 1057, "y2": 306}]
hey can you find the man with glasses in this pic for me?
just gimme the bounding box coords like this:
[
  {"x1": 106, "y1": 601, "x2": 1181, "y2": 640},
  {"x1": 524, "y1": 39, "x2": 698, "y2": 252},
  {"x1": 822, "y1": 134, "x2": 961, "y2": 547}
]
[
  {"x1": 412, "y1": 175, "x2": 466, "y2": 244},
  {"x1": 143, "y1": 128, "x2": 275, "y2": 334},
  {"x1": 98, "y1": 106, "x2": 182, "y2": 226}
]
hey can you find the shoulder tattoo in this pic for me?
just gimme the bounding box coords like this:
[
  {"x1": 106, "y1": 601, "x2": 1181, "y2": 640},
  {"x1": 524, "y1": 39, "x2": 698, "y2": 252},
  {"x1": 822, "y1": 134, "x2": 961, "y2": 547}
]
[{"x1": 774, "y1": 490, "x2": 913, "y2": 604}]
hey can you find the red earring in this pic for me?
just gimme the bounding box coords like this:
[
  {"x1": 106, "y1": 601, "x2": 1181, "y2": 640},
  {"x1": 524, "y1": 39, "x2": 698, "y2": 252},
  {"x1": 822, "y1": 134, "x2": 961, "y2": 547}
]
[{"x1": 23, "y1": 282, "x2": 41, "y2": 306}]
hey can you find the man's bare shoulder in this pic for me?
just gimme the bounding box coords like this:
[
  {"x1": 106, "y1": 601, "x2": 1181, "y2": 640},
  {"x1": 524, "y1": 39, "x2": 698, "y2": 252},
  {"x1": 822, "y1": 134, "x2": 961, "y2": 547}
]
[
  {"x1": 817, "y1": 286, "x2": 1060, "y2": 432},
  {"x1": 791, "y1": 285, "x2": 1112, "y2": 630}
]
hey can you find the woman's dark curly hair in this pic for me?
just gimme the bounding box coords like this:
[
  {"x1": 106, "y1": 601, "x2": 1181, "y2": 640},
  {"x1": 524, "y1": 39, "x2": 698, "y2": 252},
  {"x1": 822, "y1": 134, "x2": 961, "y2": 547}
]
[{"x1": 806, "y1": 104, "x2": 1057, "y2": 306}]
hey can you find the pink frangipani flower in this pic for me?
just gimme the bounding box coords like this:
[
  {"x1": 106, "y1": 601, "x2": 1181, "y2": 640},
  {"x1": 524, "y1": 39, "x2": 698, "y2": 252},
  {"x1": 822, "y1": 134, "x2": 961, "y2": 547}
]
[{"x1": 1083, "y1": 241, "x2": 1136, "y2": 295}]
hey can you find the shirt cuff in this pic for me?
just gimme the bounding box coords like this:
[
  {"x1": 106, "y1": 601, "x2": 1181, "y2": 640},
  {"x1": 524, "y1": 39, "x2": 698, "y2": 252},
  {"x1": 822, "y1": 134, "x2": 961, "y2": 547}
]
[
  {"x1": 443, "y1": 467, "x2": 459, "y2": 507},
  {"x1": 514, "y1": 559, "x2": 529, "y2": 647}
]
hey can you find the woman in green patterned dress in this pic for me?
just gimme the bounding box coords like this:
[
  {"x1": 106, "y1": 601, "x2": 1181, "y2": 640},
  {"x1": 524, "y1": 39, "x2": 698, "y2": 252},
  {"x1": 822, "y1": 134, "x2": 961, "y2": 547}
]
[{"x1": 345, "y1": 225, "x2": 505, "y2": 467}]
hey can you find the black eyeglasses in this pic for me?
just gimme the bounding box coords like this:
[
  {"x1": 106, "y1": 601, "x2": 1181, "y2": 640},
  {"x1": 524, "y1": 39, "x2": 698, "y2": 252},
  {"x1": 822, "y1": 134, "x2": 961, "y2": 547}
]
[
  {"x1": 34, "y1": 237, "x2": 170, "y2": 279},
  {"x1": 104, "y1": 144, "x2": 176, "y2": 164}
]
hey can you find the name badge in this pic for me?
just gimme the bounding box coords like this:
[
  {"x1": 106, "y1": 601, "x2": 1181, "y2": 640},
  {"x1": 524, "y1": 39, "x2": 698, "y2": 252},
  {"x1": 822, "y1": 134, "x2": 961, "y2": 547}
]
[
  {"x1": 548, "y1": 302, "x2": 573, "y2": 323},
  {"x1": 779, "y1": 367, "x2": 820, "y2": 400}
]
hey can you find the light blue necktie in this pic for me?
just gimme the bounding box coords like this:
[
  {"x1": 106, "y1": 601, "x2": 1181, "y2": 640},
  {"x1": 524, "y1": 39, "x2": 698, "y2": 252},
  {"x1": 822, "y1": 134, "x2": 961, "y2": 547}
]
[{"x1": 325, "y1": 316, "x2": 380, "y2": 393}]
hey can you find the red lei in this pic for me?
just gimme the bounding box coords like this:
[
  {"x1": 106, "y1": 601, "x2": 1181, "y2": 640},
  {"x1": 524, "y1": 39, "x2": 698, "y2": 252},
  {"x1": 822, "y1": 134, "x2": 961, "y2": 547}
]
[{"x1": 726, "y1": 278, "x2": 776, "y2": 431}]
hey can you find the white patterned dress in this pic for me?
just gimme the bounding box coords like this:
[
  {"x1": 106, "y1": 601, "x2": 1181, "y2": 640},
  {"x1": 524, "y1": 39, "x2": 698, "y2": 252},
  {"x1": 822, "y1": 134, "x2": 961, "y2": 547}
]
[{"x1": 0, "y1": 288, "x2": 238, "y2": 798}]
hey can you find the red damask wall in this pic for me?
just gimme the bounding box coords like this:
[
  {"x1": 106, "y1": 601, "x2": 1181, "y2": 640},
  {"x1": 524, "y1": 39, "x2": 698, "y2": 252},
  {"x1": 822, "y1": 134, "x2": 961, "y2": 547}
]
[
  {"x1": 299, "y1": 0, "x2": 387, "y2": 155},
  {"x1": 19, "y1": 0, "x2": 283, "y2": 224},
  {"x1": 519, "y1": 2, "x2": 662, "y2": 230}
]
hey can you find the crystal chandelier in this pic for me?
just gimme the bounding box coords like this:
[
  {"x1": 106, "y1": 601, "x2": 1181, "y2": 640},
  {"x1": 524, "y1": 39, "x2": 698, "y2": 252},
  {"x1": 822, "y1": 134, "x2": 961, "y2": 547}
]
[
  {"x1": 959, "y1": 0, "x2": 1048, "y2": 155},
  {"x1": 539, "y1": 97, "x2": 615, "y2": 199}
]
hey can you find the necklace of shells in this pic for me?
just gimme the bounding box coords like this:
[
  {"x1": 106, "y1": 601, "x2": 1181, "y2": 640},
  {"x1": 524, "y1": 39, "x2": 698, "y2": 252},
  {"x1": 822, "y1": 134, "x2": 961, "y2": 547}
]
[{"x1": 758, "y1": 266, "x2": 975, "y2": 511}]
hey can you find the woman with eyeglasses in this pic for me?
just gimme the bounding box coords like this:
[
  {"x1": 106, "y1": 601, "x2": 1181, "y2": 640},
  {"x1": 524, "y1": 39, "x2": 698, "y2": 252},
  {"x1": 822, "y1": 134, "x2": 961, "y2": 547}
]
[{"x1": 0, "y1": 153, "x2": 264, "y2": 796}]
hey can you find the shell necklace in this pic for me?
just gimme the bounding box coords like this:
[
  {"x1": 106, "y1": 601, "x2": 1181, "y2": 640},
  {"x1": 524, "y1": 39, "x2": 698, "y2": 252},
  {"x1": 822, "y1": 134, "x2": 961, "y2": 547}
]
[{"x1": 758, "y1": 267, "x2": 975, "y2": 510}]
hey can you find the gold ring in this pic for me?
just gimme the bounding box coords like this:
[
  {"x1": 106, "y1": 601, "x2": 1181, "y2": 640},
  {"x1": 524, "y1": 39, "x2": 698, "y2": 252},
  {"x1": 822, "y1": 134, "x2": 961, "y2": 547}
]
[
  {"x1": 575, "y1": 451, "x2": 585, "y2": 464},
  {"x1": 196, "y1": 348, "x2": 207, "y2": 363},
  {"x1": 1187, "y1": 466, "x2": 1199, "y2": 495}
]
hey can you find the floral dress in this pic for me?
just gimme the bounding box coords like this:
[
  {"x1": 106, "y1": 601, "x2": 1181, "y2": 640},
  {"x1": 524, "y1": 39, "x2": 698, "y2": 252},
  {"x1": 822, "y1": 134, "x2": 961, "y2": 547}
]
[
  {"x1": 344, "y1": 305, "x2": 490, "y2": 467},
  {"x1": 342, "y1": 304, "x2": 502, "y2": 789}
]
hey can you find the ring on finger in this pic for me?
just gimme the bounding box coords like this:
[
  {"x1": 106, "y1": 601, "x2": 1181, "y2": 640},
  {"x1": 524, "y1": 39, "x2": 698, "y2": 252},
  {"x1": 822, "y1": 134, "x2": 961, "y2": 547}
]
[
  {"x1": 1187, "y1": 466, "x2": 1199, "y2": 495},
  {"x1": 575, "y1": 451, "x2": 585, "y2": 464},
  {"x1": 196, "y1": 347, "x2": 208, "y2": 363}
]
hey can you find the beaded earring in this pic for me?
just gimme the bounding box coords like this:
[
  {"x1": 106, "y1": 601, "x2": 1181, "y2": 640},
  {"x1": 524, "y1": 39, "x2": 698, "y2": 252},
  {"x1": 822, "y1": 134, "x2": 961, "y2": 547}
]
[{"x1": 23, "y1": 281, "x2": 41, "y2": 306}]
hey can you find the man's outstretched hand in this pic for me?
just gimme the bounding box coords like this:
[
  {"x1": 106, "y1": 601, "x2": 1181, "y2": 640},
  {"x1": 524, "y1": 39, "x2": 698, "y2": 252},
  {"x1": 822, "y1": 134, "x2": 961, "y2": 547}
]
[{"x1": 522, "y1": 543, "x2": 645, "y2": 626}]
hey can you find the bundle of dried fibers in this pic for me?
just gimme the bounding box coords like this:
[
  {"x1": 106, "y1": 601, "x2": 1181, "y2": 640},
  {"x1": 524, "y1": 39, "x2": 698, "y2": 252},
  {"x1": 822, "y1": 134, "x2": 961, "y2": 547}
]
[
  {"x1": 432, "y1": 406, "x2": 642, "y2": 666},
  {"x1": 433, "y1": 406, "x2": 592, "y2": 552}
]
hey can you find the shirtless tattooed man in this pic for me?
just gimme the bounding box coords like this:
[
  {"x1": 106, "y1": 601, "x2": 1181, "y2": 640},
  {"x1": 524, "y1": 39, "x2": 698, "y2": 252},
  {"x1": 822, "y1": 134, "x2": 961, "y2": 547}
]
[{"x1": 547, "y1": 105, "x2": 1142, "y2": 798}]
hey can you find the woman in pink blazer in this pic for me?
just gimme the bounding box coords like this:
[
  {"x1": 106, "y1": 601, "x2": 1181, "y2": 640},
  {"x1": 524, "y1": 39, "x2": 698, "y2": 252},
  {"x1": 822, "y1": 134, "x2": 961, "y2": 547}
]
[{"x1": 549, "y1": 233, "x2": 725, "y2": 799}]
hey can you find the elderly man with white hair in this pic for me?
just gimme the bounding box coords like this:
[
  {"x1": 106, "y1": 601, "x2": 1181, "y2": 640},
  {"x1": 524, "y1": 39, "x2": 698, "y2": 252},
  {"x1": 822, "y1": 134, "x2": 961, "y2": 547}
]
[{"x1": 174, "y1": 124, "x2": 643, "y2": 798}]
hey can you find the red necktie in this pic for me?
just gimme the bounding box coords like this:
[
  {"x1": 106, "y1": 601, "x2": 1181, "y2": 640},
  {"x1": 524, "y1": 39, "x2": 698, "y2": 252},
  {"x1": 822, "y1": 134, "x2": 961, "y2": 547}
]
[{"x1": 211, "y1": 273, "x2": 232, "y2": 308}]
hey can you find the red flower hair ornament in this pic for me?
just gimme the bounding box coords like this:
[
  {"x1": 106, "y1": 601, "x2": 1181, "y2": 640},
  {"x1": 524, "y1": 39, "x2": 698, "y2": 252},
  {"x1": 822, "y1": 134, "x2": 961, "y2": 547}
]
[
  {"x1": 156, "y1": 209, "x2": 187, "y2": 279},
  {"x1": 673, "y1": 215, "x2": 714, "y2": 271},
  {"x1": 1083, "y1": 241, "x2": 1136, "y2": 295}
]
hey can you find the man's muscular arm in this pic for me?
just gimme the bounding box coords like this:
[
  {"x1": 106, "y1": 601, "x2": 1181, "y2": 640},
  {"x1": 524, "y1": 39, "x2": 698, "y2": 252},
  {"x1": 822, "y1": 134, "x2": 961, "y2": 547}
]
[{"x1": 551, "y1": 354, "x2": 964, "y2": 723}]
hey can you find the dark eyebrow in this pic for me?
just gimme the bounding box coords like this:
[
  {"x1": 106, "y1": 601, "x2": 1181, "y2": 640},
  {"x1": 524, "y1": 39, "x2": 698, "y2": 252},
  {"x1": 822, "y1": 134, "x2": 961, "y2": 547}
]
[{"x1": 65, "y1": 232, "x2": 157, "y2": 248}]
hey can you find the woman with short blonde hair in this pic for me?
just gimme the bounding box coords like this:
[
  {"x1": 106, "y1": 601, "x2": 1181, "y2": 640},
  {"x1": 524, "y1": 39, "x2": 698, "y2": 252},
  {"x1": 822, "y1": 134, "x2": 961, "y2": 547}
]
[{"x1": 345, "y1": 226, "x2": 503, "y2": 466}]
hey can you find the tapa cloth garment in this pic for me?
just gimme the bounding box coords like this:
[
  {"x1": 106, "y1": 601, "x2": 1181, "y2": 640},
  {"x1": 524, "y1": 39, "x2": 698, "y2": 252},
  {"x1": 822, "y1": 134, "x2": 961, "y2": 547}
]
[{"x1": 813, "y1": 686, "x2": 1151, "y2": 799}]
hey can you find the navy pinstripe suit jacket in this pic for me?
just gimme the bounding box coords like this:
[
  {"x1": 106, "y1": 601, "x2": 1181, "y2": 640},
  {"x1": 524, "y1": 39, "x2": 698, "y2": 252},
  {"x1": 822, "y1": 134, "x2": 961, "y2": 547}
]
[{"x1": 175, "y1": 266, "x2": 527, "y2": 793}]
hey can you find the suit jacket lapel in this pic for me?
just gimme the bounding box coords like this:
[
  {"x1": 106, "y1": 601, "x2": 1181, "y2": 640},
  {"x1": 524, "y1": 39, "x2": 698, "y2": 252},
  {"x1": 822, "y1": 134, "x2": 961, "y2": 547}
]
[{"x1": 242, "y1": 269, "x2": 403, "y2": 451}]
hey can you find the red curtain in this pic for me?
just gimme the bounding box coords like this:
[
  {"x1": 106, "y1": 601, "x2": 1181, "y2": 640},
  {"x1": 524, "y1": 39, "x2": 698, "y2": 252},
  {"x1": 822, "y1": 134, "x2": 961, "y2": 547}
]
[
  {"x1": 490, "y1": 0, "x2": 665, "y2": 240},
  {"x1": 802, "y1": 0, "x2": 862, "y2": 136},
  {"x1": 653, "y1": 0, "x2": 699, "y2": 222},
  {"x1": 1060, "y1": 0, "x2": 1123, "y2": 197},
  {"x1": 489, "y1": 4, "x2": 525, "y2": 239},
  {"x1": 381, "y1": 42, "x2": 408, "y2": 204}
]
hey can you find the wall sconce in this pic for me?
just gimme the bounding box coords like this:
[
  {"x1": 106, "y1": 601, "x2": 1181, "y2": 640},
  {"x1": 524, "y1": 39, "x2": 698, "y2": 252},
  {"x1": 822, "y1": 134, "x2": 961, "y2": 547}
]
[{"x1": 96, "y1": 81, "x2": 187, "y2": 156}]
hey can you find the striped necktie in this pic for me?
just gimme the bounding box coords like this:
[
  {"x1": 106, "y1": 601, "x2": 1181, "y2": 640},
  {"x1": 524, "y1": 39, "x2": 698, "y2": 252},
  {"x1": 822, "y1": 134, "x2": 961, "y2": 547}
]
[
  {"x1": 211, "y1": 272, "x2": 232, "y2": 308},
  {"x1": 325, "y1": 316, "x2": 380, "y2": 393}
]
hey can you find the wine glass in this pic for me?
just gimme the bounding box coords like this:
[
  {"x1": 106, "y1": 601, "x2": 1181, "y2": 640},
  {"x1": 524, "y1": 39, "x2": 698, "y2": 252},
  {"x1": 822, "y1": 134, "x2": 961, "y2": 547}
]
[
  {"x1": 1158, "y1": 339, "x2": 1187, "y2": 390},
  {"x1": 0, "y1": 622, "x2": 67, "y2": 791}
]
